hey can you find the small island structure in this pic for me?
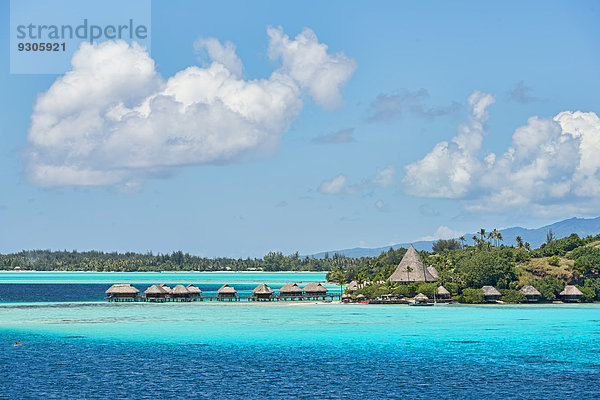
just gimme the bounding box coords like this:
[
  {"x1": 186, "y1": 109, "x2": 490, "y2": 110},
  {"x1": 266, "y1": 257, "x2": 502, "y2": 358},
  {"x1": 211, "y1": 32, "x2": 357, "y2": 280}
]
[
  {"x1": 436, "y1": 285, "x2": 451, "y2": 301},
  {"x1": 106, "y1": 284, "x2": 140, "y2": 302},
  {"x1": 303, "y1": 282, "x2": 330, "y2": 300},
  {"x1": 278, "y1": 283, "x2": 304, "y2": 300},
  {"x1": 217, "y1": 284, "x2": 239, "y2": 301},
  {"x1": 481, "y1": 286, "x2": 501, "y2": 302},
  {"x1": 411, "y1": 293, "x2": 430, "y2": 305},
  {"x1": 252, "y1": 283, "x2": 274, "y2": 301},
  {"x1": 520, "y1": 285, "x2": 542, "y2": 302},
  {"x1": 559, "y1": 285, "x2": 583, "y2": 302},
  {"x1": 186, "y1": 284, "x2": 203, "y2": 300},
  {"x1": 389, "y1": 245, "x2": 438, "y2": 283}
]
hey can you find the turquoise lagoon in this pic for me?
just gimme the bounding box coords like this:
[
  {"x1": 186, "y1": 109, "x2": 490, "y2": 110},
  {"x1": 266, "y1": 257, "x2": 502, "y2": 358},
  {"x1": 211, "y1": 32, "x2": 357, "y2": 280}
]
[{"x1": 1, "y1": 273, "x2": 599, "y2": 398}]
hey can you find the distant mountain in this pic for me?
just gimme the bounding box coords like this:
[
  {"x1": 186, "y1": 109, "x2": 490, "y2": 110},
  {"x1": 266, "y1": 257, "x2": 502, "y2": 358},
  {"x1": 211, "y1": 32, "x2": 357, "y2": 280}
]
[{"x1": 308, "y1": 216, "x2": 600, "y2": 259}]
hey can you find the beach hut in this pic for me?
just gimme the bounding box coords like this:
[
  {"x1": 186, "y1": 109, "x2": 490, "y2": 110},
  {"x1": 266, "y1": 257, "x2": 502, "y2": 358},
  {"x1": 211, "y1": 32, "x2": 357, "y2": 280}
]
[
  {"x1": 217, "y1": 284, "x2": 238, "y2": 301},
  {"x1": 356, "y1": 294, "x2": 366, "y2": 302},
  {"x1": 278, "y1": 283, "x2": 303, "y2": 300},
  {"x1": 341, "y1": 294, "x2": 351, "y2": 303},
  {"x1": 520, "y1": 285, "x2": 542, "y2": 302},
  {"x1": 144, "y1": 284, "x2": 169, "y2": 301},
  {"x1": 346, "y1": 281, "x2": 359, "y2": 293},
  {"x1": 186, "y1": 284, "x2": 202, "y2": 300},
  {"x1": 414, "y1": 293, "x2": 429, "y2": 304},
  {"x1": 171, "y1": 285, "x2": 190, "y2": 301},
  {"x1": 389, "y1": 245, "x2": 438, "y2": 283},
  {"x1": 427, "y1": 266, "x2": 440, "y2": 280},
  {"x1": 559, "y1": 285, "x2": 583, "y2": 302},
  {"x1": 105, "y1": 284, "x2": 139, "y2": 301},
  {"x1": 303, "y1": 282, "x2": 329, "y2": 300},
  {"x1": 252, "y1": 283, "x2": 274, "y2": 301},
  {"x1": 481, "y1": 286, "x2": 501, "y2": 302},
  {"x1": 436, "y1": 285, "x2": 451, "y2": 300}
]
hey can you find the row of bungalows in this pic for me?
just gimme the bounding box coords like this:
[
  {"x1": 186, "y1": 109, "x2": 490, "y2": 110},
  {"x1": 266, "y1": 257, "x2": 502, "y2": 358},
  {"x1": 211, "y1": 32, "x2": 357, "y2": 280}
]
[
  {"x1": 481, "y1": 284, "x2": 585, "y2": 303},
  {"x1": 106, "y1": 282, "x2": 333, "y2": 302}
]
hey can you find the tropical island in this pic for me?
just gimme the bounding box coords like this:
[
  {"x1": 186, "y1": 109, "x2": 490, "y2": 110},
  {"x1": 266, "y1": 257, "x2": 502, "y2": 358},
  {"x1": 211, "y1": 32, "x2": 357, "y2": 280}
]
[{"x1": 2, "y1": 228, "x2": 600, "y2": 304}]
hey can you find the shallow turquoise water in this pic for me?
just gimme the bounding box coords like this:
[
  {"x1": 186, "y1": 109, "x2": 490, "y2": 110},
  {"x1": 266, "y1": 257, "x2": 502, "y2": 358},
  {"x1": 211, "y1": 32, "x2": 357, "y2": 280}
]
[{"x1": 1, "y1": 278, "x2": 599, "y2": 398}]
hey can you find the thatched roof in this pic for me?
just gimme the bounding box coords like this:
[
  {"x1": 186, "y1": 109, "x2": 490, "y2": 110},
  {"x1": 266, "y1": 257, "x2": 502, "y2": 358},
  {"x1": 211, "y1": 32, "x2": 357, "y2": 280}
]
[
  {"x1": 303, "y1": 282, "x2": 328, "y2": 293},
  {"x1": 389, "y1": 245, "x2": 437, "y2": 282},
  {"x1": 341, "y1": 294, "x2": 351, "y2": 299},
  {"x1": 481, "y1": 286, "x2": 501, "y2": 296},
  {"x1": 159, "y1": 284, "x2": 172, "y2": 294},
  {"x1": 560, "y1": 285, "x2": 583, "y2": 296},
  {"x1": 414, "y1": 293, "x2": 429, "y2": 301},
  {"x1": 356, "y1": 294, "x2": 365, "y2": 299},
  {"x1": 520, "y1": 285, "x2": 541, "y2": 296},
  {"x1": 145, "y1": 284, "x2": 168, "y2": 295},
  {"x1": 347, "y1": 281, "x2": 359, "y2": 291},
  {"x1": 186, "y1": 284, "x2": 202, "y2": 294},
  {"x1": 427, "y1": 266, "x2": 440, "y2": 280},
  {"x1": 437, "y1": 286, "x2": 450, "y2": 296},
  {"x1": 105, "y1": 284, "x2": 139, "y2": 295},
  {"x1": 217, "y1": 284, "x2": 237, "y2": 294},
  {"x1": 252, "y1": 283, "x2": 274, "y2": 294},
  {"x1": 279, "y1": 283, "x2": 302, "y2": 294},
  {"x1": 172, "y1": 284, "x2": 189, "y2": 295}
]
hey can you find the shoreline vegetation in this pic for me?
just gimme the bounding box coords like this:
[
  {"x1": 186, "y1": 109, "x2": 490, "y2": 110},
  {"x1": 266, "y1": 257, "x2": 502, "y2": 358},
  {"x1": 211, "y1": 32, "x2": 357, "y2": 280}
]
[{"x1": 3, "y1": 229, "x2": 600, "y2": 304}]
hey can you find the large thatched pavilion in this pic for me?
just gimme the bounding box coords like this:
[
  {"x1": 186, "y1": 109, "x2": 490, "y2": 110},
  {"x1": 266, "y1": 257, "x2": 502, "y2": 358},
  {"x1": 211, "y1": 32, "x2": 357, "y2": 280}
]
[
  {"x1": 389, "y1": 245, "x2": 437, "y2": 283},
  {"x1": 105, "y1": 284, "x2": 140, "y2": 301}
]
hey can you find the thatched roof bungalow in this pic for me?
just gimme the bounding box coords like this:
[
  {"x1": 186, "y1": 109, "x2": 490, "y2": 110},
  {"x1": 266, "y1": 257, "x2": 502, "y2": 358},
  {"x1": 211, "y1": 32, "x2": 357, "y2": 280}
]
[
  {"x1": 279, "y1": 283, "x2": 303, "y2": 297},
  {"x1": 186, "y1": 284, "x2": 202, "y2": 298},
  {"x1": 303, "y1": 282, "x2": 328, "y2": 299},
  {"x1": 159, "y1": 284, "x2": 172, "y2": 294},
  {"x1": 145, "y1": 284, "x2": 169, "y2": 300},
  {"x1": 389, "y1": 245, "x2": 437, "y2": 283},
  {"x1": 356, "y1": 294, "x2": 366, "y2": 301},
  {"x1": 436, "y1": 285, "x2": 450, "y2": 299},
  {"x1": 105, "y1": 284, "x2": 139, "y2": 300},
  {"x1": 217, "y1": 284, "x2": 238, "y2": 299},
  {"x1": 559, "y1": 285, "x2": 583, "y2": 302},
  {"x1": 481, "y1": 286, "x2": 501, "y2": 302},
  {"x1": 252, "y1": 283, "x2": 274, "y2": 300},
  {"x1": 414, "y1": 293, "x2": 429, "y2": 304},
  {"x1": 171, "y1": 284, "x2": 190, "y2": 298},
  {"x1": 520, "y1": 285, "x2": 541, "y2": 302}
]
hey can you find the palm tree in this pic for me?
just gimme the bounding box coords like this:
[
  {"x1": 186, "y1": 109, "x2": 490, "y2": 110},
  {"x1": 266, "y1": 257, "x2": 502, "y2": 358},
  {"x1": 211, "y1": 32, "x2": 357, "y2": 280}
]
[
  {"x1": 329, "y1": 269, "x2": 346, "y2": 299},
  {"x1": 479, "y1": 228, "x2": 486, "y2": 241},
  {"x1": 515, "y1": 236, "x2": 524, "y2": 248},
  {"x1": 497, "y1": 232, "x2": 503, "y2": 247},
  {"x1": 459, "y1": 236, "x2": 466, "y2": 248},
  {"x1": 525, "y1": 242, "x2": 531, "y2": 251}
]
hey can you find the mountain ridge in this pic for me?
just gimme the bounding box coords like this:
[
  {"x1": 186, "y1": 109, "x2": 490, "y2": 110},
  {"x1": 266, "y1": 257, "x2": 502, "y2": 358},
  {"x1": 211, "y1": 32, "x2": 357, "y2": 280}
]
[{"x1": 307, "y1": 216, "x2": 600, "y2": 259}]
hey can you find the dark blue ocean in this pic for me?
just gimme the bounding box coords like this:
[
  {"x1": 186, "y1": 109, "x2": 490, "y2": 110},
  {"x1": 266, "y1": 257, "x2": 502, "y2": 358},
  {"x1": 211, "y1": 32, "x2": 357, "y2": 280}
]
[{"x1": 1, "y1": 278, "x2": 599, "y2": 399}]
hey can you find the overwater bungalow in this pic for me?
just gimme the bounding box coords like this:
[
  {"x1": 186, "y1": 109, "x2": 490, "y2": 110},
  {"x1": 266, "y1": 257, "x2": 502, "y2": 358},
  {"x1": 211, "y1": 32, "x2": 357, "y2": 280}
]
[
  {"x1": 171, "y1": 285, "x2": 190, "y2": 301},
  {"x1": 389, "y1": 245, "x2": 437, "y2": 283},
  {"x1": 436, "y1": 285, "x2": 451, "y2": 300},
  {"x1": 145, "y1": 284, "x2": 169, "y2": 301},
  {"x1": 279, "y1": 283, "x2": 303, "y2": 300},
  {"x1": 520, "y1": 285, "x2": 542, "y2": 302},
  {"x1": 186, "y1": 284, "x2": 203, "y2": 300},
  {"x1": 217, "y1": 284, "x2": 239, "y2": 301},
  {"x1": 105, "y1": 284, "x2": 140, "y2": 301},
  {"x1": 252, "y1": 283, "x2": 274, "y2": 301},
  {"x1": 559, "y1": 285, "x2": 583, "y2": 302},
  {"x1": 346, "y1": 281, "x2": 359, "y2": 293},
  {"x1": 303, "y1": 282, "x2": 329, "y2": 300},
  {"x1": 481, "y1": 286, "x2": 501, "y2": 302},
  {"x1": 159, "y1": 284, "x2": 172, "y2": 294}
]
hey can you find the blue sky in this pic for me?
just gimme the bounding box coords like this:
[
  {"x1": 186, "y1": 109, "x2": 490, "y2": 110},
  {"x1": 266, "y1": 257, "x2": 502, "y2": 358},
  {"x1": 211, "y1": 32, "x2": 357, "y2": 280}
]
[{"x1": 1, "y1": 0, "x2": 599, "y2": 257}]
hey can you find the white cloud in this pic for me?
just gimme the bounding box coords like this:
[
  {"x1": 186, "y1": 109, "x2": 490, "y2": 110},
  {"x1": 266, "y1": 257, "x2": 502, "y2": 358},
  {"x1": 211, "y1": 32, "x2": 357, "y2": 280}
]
[
  {"x1": 318, "y1": 165, "x2": 395, "y2": 195},
  {"x1": 420, "y1": 226, "x2": 464, "y2": 241},
  {"x1": 402, "y1": 90, "x2": 600, "y2": 216},
  {"x1": 267, "y1": 26, "x2": 357, "y2": 110},
  {"x1": 26, "y1": 28, "x2": 356, "y2": 188},
  {"x1": 403, "y1": 90, "x2": 494, "y2": 198}
]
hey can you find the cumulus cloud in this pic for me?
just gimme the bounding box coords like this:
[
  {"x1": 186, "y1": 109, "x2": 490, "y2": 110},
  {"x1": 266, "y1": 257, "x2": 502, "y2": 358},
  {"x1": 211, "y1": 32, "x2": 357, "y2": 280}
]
[
  {"x1": 311, "y1": 128, "x2": 354, "y2": 144},
  {"x1": 26, "y1": 28, "x2": 356, "y2": 188},
  {"x1": 403, "y1": 90, "x2": 495, "y2": 198},
  {"x1": 318, "y1": 165, "x2": 396, "y2": 195},
  {"x1": 403, "y1": 90, "x2": 600, "y2": 216},
  {"x1": 367, "y1": 89, "x2": 460, "y2": 122},
  {"x1": 420, "y1": 226, "x2": 464, "y2": 241}
]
